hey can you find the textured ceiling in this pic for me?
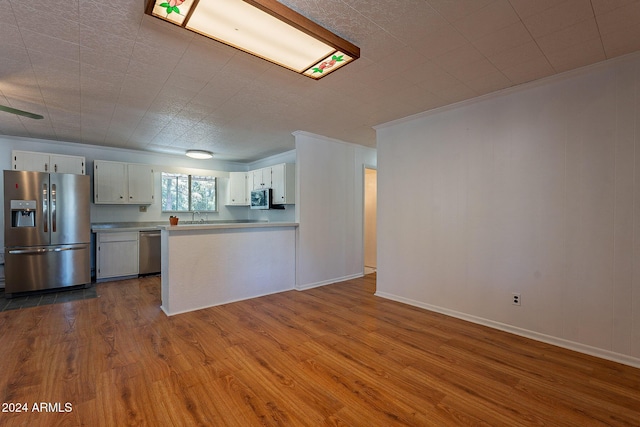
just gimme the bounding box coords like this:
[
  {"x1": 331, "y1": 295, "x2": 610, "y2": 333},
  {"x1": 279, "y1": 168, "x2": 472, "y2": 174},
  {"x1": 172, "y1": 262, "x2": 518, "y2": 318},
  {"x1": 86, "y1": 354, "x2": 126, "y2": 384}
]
[{"x1": 1, "y1": 0, "x2": 640, "y2": 162}]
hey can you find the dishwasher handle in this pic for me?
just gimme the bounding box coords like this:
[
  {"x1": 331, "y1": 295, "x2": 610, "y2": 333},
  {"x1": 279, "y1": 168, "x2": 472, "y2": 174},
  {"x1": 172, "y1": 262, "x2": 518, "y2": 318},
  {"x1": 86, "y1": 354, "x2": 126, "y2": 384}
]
[{"x1": 140, "y1": 232, "x2": 161, "y2": 238}]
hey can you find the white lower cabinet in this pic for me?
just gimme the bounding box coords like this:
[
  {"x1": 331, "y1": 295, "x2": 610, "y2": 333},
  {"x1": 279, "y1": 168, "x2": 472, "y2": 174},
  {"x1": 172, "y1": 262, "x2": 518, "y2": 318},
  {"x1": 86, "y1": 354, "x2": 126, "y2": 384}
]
[{"x1": 96, "y1": 232, "x2": 139, "y2": 281}]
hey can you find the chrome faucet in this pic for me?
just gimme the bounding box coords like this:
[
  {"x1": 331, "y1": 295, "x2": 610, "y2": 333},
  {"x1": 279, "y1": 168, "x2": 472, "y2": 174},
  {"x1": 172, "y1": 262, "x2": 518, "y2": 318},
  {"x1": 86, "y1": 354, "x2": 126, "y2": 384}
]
[{"x1": 192, "y1": 211, "x2": 206, "y2": 223}]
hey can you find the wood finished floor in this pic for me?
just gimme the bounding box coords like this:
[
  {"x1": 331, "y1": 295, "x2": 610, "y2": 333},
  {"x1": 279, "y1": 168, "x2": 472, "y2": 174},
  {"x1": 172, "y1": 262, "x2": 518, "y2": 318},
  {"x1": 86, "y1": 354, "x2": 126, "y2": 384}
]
[{"x1": 0, "y1": 274, "x2": 639, "y2": 426}]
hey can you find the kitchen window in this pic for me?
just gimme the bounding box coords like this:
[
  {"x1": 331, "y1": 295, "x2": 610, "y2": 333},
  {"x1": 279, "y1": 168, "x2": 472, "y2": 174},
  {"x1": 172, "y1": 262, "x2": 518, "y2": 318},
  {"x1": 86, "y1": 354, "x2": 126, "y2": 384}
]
[{"x1": 161, "y1": 172, "x2": 217, "y2": 212}]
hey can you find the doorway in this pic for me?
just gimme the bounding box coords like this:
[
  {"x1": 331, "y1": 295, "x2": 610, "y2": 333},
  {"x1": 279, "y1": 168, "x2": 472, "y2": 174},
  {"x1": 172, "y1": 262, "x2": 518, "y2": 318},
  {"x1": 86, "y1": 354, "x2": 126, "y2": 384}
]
[{"x1": 364, "y1": 167, "x2": 377, "y2": 275}]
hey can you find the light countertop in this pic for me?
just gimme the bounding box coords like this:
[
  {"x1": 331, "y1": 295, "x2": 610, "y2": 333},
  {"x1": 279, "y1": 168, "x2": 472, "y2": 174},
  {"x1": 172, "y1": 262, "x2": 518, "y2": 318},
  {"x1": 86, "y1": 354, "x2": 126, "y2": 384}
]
[
  {"x1": 91, "y1": 220, "x2": 294, "y2": 233},
  {"x1": 92, "y1": 223, "x2": 163, "y2": 233},
  {"x1": 161, "y1": 222, "x2": 298, "y2": 232}
]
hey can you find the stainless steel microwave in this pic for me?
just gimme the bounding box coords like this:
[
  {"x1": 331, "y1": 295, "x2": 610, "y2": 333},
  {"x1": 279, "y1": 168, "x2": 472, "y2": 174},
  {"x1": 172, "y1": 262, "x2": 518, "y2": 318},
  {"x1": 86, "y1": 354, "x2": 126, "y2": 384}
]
[
  {"x1": 250, "y1": 188, "x2": 271, "y2": 209},
  {"x1": 250, "y1": 188, "x2": 284, "y2": 210}
]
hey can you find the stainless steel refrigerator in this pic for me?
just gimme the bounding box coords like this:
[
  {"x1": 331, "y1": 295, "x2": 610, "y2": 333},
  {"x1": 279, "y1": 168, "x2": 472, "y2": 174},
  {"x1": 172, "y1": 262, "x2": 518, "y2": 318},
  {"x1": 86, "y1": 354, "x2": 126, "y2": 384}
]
[{"x1": 3, "y1": 170, "x2": 91, "y2": 297}]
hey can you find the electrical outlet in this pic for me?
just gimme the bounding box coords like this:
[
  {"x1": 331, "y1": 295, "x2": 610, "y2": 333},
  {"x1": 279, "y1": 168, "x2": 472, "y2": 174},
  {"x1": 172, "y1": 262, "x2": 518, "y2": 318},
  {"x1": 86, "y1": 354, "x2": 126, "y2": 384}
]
[{"x1": 512, "y1": 293, "x2": 521, "y2": 306}]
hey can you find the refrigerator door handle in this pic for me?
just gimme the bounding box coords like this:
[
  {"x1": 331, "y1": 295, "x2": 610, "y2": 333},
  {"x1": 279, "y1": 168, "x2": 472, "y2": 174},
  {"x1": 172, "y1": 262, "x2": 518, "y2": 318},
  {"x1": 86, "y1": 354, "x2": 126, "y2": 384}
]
[
  {"x1": 43, "y1": 183, "x2": 48, "y2": 233},
  {"x1": 8, "y1": 245, "x2": 88, "y2": 255},
  {"x1": 52, "y1": 183, "x2": 57, "y2": 232},
  {"x1": 52, "y1": 245, "x2": 88, "y2": 252}
]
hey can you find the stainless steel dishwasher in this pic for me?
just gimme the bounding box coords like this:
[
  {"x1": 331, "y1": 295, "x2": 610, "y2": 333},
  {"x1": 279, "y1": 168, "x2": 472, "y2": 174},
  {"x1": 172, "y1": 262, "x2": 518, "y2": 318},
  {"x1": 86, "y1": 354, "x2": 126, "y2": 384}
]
[{"x1": 139, "y1": 230, "x2": 161, "y2": 275}]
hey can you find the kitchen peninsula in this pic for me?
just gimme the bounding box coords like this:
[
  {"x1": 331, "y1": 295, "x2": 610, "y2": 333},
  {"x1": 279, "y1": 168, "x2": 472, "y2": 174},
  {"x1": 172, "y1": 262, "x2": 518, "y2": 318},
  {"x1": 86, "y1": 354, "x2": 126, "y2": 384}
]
[{"x1": 160, "y1": 222, "x2": 298, "y2": 315}]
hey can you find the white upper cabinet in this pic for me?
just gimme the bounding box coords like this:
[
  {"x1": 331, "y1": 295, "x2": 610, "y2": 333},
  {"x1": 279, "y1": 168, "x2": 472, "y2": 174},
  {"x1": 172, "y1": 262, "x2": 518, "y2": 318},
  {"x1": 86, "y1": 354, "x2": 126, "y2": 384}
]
[
  {"x1": 249, "y1": 167, "x2": 272, "y2": 190},
  {"x1": 94, "y1": 160, "x2": 154, "y2": 204},
  {"x1": 50, "y1": 154, "x2": 86, "y2": 174},
  {"x1": 248, "y1": 170, "x2": 256, "y2": 190},
  {"x1": 227, "y1": 171, "x2": 249, "y2": 205},
  {"x1": 271, "y1": 163, "x2": 295, "y2": 204},
  {"x1": 12, "y1": 150, "x2": 85, "y2": 174},
  {"x1": 94, "y1": 161, "x2": 126, "y2": 203},
  {"x1": 126, "y1": 163, "x2": 154, "y2": 204},
  {"x1": 245, "y1": 163, "x2": 295, "y2": 204}
]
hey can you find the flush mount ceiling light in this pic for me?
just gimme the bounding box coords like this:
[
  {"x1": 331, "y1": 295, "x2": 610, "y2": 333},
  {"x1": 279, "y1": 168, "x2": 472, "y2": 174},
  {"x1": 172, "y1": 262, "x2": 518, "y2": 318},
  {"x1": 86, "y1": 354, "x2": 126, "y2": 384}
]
[
  {"x1": 186, "y1": 149, "x2": 214, "y2": 159},
  {"x1": 145, "y1": 0, "x2": 360, "y2": 79}
]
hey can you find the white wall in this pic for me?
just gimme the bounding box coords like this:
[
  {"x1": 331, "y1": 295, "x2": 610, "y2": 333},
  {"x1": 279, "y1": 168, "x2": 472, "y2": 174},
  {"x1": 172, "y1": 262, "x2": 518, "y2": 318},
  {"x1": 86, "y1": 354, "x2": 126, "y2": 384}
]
[
  {"x1": 375, "y1": 53, "x2": 640, "y2": 367},
  {"x1": 294, "y1": 131, "x2": 376, "y2": 289},
  {"x1": 161, "y1": 226, "x2": 296, "y2": 315}
]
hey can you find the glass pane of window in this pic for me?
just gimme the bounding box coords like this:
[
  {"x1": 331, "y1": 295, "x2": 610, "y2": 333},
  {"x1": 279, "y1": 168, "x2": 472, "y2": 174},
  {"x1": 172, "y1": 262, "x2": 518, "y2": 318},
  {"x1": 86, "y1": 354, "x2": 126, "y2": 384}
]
[
  {"x1": 162, "y1": 173, "x2": 189, "y2": 211},
  {"x1": 161, "y1": 172, "x2": 216, "y2": 212},
  {"x1": 191, "y1": 175, "x2": 217, "y2": 211}
]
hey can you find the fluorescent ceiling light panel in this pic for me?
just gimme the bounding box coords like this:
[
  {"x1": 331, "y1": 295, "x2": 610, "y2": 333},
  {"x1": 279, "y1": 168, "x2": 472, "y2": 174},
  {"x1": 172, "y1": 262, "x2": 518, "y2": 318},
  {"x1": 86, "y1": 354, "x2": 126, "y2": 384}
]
[{"x1": 146, "y1": 0, "x2": 359, "y2": 79}]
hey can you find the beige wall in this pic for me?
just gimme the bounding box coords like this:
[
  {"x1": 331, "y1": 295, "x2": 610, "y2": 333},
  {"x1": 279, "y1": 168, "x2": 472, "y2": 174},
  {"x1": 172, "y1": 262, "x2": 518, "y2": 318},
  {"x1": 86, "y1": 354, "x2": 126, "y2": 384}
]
[{"x1": 364, "y1": 168, "x2": 377, "y2": 269}]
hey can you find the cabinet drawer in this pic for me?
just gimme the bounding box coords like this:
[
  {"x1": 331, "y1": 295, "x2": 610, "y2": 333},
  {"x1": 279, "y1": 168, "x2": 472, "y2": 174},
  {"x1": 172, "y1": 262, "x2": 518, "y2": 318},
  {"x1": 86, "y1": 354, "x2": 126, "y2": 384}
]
[{"x1": 97, "y1": 232, "x2": 138, "y2": 243}]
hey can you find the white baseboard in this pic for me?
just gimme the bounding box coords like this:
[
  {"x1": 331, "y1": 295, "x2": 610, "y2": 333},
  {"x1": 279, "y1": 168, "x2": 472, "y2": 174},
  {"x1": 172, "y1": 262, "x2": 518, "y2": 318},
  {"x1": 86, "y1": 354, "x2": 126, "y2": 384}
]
[
  {"x1": 375, "y1": 291, "x2": 640, "y2": 369},
  {"x1": 162, "y1": 285, "x2": 294, "y2": 316},
  {"x1": 296, "y1": 272, "x2": 364, "y2": 291}
]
